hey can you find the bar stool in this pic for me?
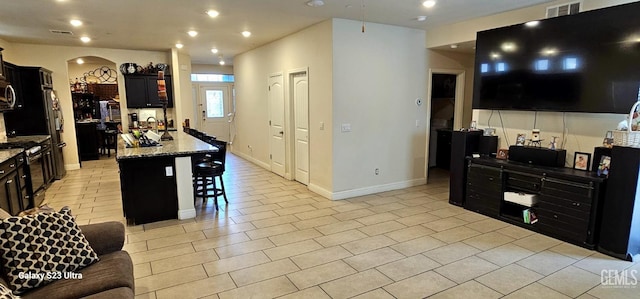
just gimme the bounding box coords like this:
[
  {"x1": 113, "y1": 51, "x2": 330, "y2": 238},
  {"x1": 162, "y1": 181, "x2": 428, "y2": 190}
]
[
  {"x1": 100, "y1": 129, "x2": 118, "y2": 157},
  {"x1": 193, "y1": 140, "x2": 228, "y2": 210}
]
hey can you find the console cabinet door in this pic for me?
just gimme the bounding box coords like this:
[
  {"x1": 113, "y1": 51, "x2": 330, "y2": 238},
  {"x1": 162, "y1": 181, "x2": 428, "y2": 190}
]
[
  {"x1": 465, "y1": 163, "x2": 502, "y2": 216},
  {"x1": 538, "y1": 178, "x2": 593, "y2": 245}
]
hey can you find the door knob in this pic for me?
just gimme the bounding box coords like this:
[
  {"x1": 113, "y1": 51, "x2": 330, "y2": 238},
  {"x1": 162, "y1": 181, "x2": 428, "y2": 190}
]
[{"x1": 279, "y1": 131, "x2": 284, "y2": 135}]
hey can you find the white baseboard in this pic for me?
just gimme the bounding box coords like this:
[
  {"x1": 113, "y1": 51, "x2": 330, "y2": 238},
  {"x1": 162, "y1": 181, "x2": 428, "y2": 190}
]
[
  {"x1": 65, "y1": 163, "x2": 81, "y2": 171},
  {"x1": 178, "y1": 208, "x2": 196, "y2": 220},
  {"x1": 232, "y1": 150, "x2": 271, "y2": 170},
  {"x1": 308, "y1": 183, "x2": 333, "y2": 199},
  {"x1": 330, "y1": 178, "x2": 426, "y2": 200}
]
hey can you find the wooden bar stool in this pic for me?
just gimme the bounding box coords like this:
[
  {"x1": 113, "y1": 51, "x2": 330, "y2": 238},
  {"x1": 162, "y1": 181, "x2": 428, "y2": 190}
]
[{"x1": 193, "y1": 140, "x2": 228, "y2": 210}]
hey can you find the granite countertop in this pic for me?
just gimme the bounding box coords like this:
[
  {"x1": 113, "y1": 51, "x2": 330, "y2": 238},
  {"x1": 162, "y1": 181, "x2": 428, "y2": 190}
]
[
  {"x1": 116, "y1": 131, "x2": 218, "y2": 161},
  {"x1": 0, "y1": 149, "x2": 25, "y2": 164},
  {"x1": 4, "y1": 135, "x2": 51, "y2": 144}
]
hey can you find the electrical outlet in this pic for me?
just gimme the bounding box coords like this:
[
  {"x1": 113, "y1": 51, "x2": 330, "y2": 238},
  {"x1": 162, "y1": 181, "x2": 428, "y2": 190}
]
[{"x1": 375, "y1": 168, "x2": 380, "y2": 175}]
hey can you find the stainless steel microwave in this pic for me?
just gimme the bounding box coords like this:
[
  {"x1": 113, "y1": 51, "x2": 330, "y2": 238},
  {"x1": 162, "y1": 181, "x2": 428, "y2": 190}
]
[{"x1": 0, "y1": 80, "x2": 16, "y2": 110}]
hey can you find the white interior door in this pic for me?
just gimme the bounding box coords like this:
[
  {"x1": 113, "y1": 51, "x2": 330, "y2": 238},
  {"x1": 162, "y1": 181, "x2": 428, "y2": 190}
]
[
  {"x1": 198, "y1": 84, "x2": 231, "y2": 141},
  {"x1": 269, "y1": 74, "x2": 286, "y2": 177},
  {"x1": 293, "y1": 72, "x2": 309, "y2": 185}
]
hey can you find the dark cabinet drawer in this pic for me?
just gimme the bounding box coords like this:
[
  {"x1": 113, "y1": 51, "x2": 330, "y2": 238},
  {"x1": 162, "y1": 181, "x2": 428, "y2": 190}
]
[
  {"x1": 538, "y1": 197, "x2": 591, "y2": 219},
  {"x1": 541, "y1": 178, "x2": 593, "y2": 203},
  {"x1": 468, "y1": 165, "x2": 501, "y2": 182},
  {"x1": 536, "y1": 208, "x2": 589, "y2": 233},
  {"x1": 466, "y1": 193, "x2": 501, "y2": 216},
  {"x1": 0, "y1": 158, "x2": 18, "y2": 178},
  {"x1": 506, "y1": 172, "x2": 542, "y2": 192}
]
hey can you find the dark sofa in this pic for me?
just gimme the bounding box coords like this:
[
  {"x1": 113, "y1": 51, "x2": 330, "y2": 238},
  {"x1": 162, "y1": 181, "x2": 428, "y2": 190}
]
[{"x1": 1, "y1": 221, "x2": 134, "y2": 299}]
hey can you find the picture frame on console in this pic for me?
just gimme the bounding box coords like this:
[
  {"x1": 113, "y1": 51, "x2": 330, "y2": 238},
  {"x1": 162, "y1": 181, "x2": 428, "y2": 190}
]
[
  {"x1": 573, "y1": 152, "x2": 591, "y2": 171},
  {"x1": 597, "y1": 155, "x2": 611, "y2": 177},
  {"x1": 497, "y1": 148, "x2": 509, "y2": 160},
  {"x1": 515, "y1": 134, "x2": 526, "y2": 146}
]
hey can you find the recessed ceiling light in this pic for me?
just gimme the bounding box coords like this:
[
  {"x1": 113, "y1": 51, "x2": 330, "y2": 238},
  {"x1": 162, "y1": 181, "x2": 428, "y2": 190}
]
[
  {"x1": 175, "y1": 43, "x2": 183, "y2": 49},
  {"x1": 211, "y1": 48, "x2": 219, "y2": 54},
  {"x1": 219, "y1": 60, "x2": 225, "y2": 65},
  {"x1": 242, "y1": 31, "x2": 251, "y2": 37},
  {"x1": 188, "y1": 30, "x2": 198, "y2": 37},
  {"x1": 76, "y1": 58, "x2": 84, "y2": 64},
  {"x1": 417, "y1": 16, "x2": 427, "y2": 22},
  {"x1": 206, "y1": 10, "x2": 219, "y2": 17},
  {"x1": 423, "y1": 0, "x2": 436, "y2": 8},
  {"x1": 450, "y1": 44, "x2": 458, "y2": 49},
  {"x1": 525, "y1": 21, "x2": 540, "y2": 27},
  {"x1": 306, "y1": 0, "x2": 325, "y2": 7},
  {"x1": 80, "y1": 36, "x2": 91, "y2": 43},
  {"x1": 70, "y1": 19, "x2": 82, "y2": 27}
]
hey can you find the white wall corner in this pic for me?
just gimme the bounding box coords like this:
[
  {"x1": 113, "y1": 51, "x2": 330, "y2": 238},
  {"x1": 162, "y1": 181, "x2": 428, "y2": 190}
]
[
  {"x1": 308, "y1": 183, "x2": 333, "y2": 200},
  {"x1": 65, "y1": 163, "x2": 81, "y2": 171}
]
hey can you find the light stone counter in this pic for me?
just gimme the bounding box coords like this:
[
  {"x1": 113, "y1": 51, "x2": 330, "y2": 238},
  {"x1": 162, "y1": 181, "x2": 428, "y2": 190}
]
[
  {"x1": 4, "y1": 135, "x2": 51, "y2": 144},
  {"x1": 0, "y1": 149, "x2": 25, "y2": 164},
  {"x1": 116, "y1": 131, "x2": 218, "y2": 161}
]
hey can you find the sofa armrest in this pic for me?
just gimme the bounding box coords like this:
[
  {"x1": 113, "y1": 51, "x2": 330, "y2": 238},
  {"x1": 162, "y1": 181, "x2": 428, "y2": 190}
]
[{"x1": 79, "y1": 221, "x2": 125, "y2": 256}]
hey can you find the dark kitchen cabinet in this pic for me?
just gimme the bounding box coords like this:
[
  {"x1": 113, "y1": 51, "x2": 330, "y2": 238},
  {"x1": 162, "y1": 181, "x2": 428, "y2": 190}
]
[
  {"x1": 0, "y1": 47, "x2": 4, "y2": 80},
  {"x1": 124, "y1": 74, "x2": 173, "y2": 108},
  {"x1": 0, "y1": 153, "x2": 28, "y2": 215},
  {"x1": 76, "y1": 122, "x2": 100, "y2": 161},
  {"x1": 119, "y1": 156, "x2": 178, "y2": 225},
  {"x1": 2, "y1": 62, "x2": 23, "y2": 109}
]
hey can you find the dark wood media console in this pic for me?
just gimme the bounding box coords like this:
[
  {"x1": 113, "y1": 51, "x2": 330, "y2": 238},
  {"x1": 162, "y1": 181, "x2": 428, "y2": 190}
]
[{"x1": 464, "y1": 157, "x2": 606, "y2": 249}]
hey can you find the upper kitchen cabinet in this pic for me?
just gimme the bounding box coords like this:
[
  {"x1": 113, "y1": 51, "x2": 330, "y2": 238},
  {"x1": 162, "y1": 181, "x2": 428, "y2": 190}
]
[
  {"x1": 124, "y1": 74, "x2": 173, "y2": 108},
  {"x1": 2, "y1": 62, "x2": 23, "y2": 109},
  {"x1": 0, "y1": 48, "x2": 5, "y2": 80}
]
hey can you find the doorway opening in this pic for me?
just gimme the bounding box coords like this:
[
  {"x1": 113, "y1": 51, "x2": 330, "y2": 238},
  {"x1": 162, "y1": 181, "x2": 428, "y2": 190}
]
[
  {"x1": 67, "y1": 56, "x2": 121, "y2": 164},
  {"x1": 426, "y1": 69, "x2": 465, "y2": 182}
]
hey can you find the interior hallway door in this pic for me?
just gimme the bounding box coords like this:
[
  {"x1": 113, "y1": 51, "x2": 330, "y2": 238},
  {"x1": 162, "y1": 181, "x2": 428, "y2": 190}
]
[
  {"x1": 293, "y1": 72, "x2": 309, "y2": 185},
  {"x1": 198, "y1": 84, "x2": 231, "y2": 141},
  {"x1": 269, "y1": 74, "x2": 286, "y2": 177}
]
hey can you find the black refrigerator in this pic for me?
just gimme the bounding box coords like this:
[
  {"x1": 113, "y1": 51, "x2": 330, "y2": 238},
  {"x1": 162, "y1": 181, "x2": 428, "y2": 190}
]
[{"x1": 3, "y1": 66, "x2": 66, "y2": 179}]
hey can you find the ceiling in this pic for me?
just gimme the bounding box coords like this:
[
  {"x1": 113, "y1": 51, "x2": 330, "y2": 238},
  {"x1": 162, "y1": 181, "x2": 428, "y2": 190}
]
[{"x1": 0, "y1": 0, "x2": 554, "y2": 65}]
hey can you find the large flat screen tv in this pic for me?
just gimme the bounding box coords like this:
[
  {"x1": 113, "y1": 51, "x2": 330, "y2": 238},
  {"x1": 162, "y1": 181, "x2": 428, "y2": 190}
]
[{"x1": 473, "y1": 1, "x2": 640, "y2": 114}]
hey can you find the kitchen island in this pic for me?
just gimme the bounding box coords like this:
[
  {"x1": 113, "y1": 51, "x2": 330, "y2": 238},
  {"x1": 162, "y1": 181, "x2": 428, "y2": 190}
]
[{"x1": 116, "y1": 131, "x2": 218, "y2": 225}]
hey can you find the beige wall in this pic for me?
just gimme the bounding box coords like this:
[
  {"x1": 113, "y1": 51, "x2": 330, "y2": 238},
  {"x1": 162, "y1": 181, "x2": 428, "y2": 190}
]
[
  {"x1": 0, "y1": 42, "x2": 172, "y2": 170},
  {"x1": 234, "y1": 19, "x2": 334, "y2": 193},
  {"x1": 331, "y1": 19, "x2": 427, "y2": 197},
  {"x1": 234, "y1": 19, "x2": 428, "y2": 199},
  {"x1": 426, "y1": 0, "x2": 637, "y2": 166},
  {"x1": 191, "y1": 64, "x2": 233, "y2": 74}
]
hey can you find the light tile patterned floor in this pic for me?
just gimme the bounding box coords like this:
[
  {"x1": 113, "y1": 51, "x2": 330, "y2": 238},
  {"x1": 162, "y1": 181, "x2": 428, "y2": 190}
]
[{"x1": 43, "y1": 154, "x2": 638, "y2": 299}]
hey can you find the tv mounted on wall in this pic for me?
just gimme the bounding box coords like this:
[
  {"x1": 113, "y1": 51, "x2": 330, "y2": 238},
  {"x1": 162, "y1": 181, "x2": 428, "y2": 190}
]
[{"x1": 472, "y1": 1, "x2": 640, "y2": 114}]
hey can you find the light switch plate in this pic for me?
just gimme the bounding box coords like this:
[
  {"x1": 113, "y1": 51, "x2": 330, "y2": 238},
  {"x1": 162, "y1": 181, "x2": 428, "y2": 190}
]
[
  {"x1": 165, "y1": 166, "x2": 174, "y2": 176},
  {"x1": 341, "y1": 123, "x2": 351, "y2": 132}
]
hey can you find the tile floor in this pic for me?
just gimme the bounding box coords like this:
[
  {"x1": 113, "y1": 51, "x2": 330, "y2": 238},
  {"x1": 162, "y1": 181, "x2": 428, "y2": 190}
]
[{"x1": 43, "y1": 154, "x2": 639, "y2": 299}]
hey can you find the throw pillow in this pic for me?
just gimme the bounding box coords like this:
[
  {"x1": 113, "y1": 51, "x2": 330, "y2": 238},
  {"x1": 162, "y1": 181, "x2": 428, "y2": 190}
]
[
  {"x1": 0, "y1": 207, "x2": 99, "y2": 294},
  {"x1": 0, "y1": 284, "x2": 19, "y2": 299}
]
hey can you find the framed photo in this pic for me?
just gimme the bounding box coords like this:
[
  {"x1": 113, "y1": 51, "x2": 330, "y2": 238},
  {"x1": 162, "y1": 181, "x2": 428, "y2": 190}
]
[
  {"x1": 597, "y1": 155, "x2": 611, "y2": 177},
  {"x1": 515, "y1": 133, "x2": 526, "y2": 146},
  {"x1": 497, "y1": 148, "x2": 509, "y2": 160},
  {"x1": 573, "y1": 152, "x2": 591, "y2": 171}
]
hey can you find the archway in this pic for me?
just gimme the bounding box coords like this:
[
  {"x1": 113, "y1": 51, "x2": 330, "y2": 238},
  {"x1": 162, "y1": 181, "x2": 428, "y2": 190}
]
[{"x1": 67, "y1": 56, "x2": 121, "y2": 163}]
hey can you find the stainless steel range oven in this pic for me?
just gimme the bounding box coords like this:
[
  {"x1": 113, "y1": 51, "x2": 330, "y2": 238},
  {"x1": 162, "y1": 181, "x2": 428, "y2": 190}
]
[
  {"x1": 25, "y1": 145, "x2": 46, "y2": 195},
  {"x1": 0, "y1": 141, "x2": 49, "y2": 207}
]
